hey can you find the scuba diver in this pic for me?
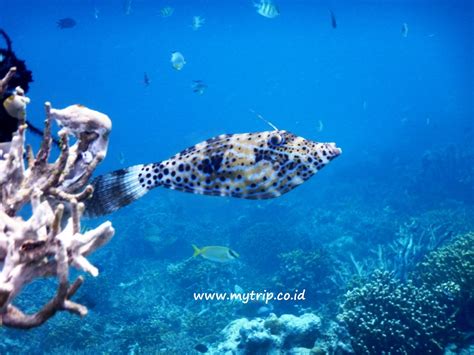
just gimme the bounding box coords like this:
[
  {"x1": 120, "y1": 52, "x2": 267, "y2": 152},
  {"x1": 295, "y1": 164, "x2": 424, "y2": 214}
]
[{"x1": 0, "y1": 29, "x2": 57, "y2": 154}]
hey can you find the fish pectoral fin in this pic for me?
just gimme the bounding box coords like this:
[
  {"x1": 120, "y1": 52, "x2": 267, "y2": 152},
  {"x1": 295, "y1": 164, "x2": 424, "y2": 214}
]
[{"x1": 192, "y1": 244, "x2": 201, "y2": 257}]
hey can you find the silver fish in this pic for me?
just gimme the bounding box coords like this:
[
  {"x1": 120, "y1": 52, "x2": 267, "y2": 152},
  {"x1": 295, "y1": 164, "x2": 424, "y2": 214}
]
[
  {"x1": 192, "y1": 16, "x2": 205, "y2": 31},
  {"x1": 160, "y1": 6, "x2": 174, "y2": 18},
  {"x1": 171, "y1": 51, "x2": 186, "y2": 70},
  {"x1": 85, "y1": 130, "x2": 341, "y2": 217},
  {"x1": 255, "y1": 0, "x2": 280, "y2": 19},
  {"x1": 401, "y1": 23, "x2": 408, "y2": 38},
  {"x1": 123, "y1": 0, "x2": 132, "y2": 15}
]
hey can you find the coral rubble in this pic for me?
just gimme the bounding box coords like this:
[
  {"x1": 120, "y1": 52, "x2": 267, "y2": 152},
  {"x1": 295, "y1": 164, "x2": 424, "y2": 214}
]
[{"x1": 0, "y1": 81, "x2": 114, "y2": 329}]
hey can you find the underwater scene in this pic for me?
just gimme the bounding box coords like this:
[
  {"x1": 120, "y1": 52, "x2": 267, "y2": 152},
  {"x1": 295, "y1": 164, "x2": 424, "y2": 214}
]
[{"x1": 0, "y1": 0, "x2": 473, "y2": 353}]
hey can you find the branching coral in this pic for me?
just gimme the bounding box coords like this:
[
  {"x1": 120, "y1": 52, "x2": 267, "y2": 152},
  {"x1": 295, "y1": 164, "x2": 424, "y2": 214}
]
[
  {"x1": 338, "y1": 270, "x2": 457, "y2": 354},
  {"x1": 274, "y1": 248, "x2": 340, "y2": 306},
  {"x1": 0, "y1": 80, "x2": 114, "y2": 329},
  {"x1": 413, "y1": 232, "x2": 474, "y2": 329},
  {"x1": 0, "y1": 66, "x2": 16, "y2": 96}
]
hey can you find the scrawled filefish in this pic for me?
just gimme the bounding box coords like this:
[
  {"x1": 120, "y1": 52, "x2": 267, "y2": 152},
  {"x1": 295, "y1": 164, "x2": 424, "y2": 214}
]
[{"x1": 84, "y1": 130, "x2": 341, "y2": 217}]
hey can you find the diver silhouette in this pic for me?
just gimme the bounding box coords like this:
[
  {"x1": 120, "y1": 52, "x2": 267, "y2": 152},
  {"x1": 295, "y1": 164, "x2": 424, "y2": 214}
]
[{"x1": 0, "y1": 29, "x2": 58, "y2": 153}]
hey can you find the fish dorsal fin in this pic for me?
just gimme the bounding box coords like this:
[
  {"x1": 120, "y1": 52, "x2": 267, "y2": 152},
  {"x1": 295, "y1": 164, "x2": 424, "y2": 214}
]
[{"x1": 249, "y1": 109, "x2": 279, "y2": 131}]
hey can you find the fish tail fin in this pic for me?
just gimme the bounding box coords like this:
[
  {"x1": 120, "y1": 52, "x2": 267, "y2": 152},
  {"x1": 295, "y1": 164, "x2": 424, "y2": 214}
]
[
  {"x1": 192, "y1": 244, "x2": 202, "y2": 257},
  {"x1": 84, "y1": 163, "x2": 159, "y2": 217}
]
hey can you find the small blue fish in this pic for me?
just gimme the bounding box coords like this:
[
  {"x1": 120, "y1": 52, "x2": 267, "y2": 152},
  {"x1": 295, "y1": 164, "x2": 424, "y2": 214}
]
[
  {"x1": 191, "y1": 80, "x2": 207, "y2": 95},
  {"x1": 329, "y1": 10, "x2": 337, "y2": 29},
  {"x1": 57, "y1": 18, "x2": 76, "y2": 29},
  {"x1": 144, "y1": 72, "x2": 150, "y2": 87}
]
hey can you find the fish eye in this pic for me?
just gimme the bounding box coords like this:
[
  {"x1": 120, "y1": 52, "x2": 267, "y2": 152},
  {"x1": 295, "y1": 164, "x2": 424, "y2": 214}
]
[{"x1": 269, "y1": 133, "x2": 284, "y2": 146}]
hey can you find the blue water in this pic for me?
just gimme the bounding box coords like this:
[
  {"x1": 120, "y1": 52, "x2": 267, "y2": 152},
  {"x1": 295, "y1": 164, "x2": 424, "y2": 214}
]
[{"x1": 1, "y1": 0, "x2": 473, "y2": 353}]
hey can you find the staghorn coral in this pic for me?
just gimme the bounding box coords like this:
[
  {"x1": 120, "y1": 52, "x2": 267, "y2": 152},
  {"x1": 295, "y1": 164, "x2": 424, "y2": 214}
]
[
  {"x1": 0, "y1": 66, "x2": 17, "y2": 96},
  {"x1": 338, "y1": 270, "x2": 457, "y2": 354},
  {"x1": 0, "y1": 79, "x2": 114, "y2": 329}
]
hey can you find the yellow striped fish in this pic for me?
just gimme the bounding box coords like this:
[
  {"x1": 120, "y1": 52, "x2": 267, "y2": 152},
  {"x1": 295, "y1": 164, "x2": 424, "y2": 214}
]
[{"x1": 85, "y1": 130, "x2": 341, "y2": 217}]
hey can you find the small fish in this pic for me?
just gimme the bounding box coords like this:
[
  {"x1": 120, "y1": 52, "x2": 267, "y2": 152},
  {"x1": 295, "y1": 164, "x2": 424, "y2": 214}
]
[
  {"x1": 257, "y1": 303, "x2": 274, "y2": 315},
  {"x1": 426, "y1": 117, "x2": 430, "y2": 126},
  {"x1": 192, "y1": 16, "x2": 205, "y2": 31},
  {"x1": 144, "y1": 72, "x2": 150, "y2": 87},
  {"x1": 255, "y1": 0, "x2": 280, "y2": 19},
  {"x1": 119, "y1": 152, "x2": 126, "y2": 165},
  {"x1": 94, "y1": 6, "x2": 100, "y2": 19},
  {"x1": 401, "y1": 23, "x2": 408, "y2": 38},
  {"x1": 123, "y1": 0, "x2": 132, "y2": 15},
  {"x1": 3, "y1": 92, "x2": 30, "y2": 120},
  {"x1": 329, "y1": 10, "x2": 337, "y2": 29},
  {"x1": 191, "y1": 80, "x2": 207, "y2": 95},
  {"x1": 192, "y1": 245, "x2": 239, "y2": 263},
  {"x1": 316, "y1": 120, "x2": 324, "y2": 133},
  {"x1": 84, "y1": 129, "x2": 342, "y2": 217},
  {"x1": 362, "y1": 101, "x2": 368, "y2": 111},
  {"x1": 160, "y1": 6, "x2": 174, "y2": 18},
  {"x1": 0, "y1": 53, "x2": 4, "y2": 62},
  {"x1": 170, "y1": 51, "x2": 186, "y2": 70},
  {"x1": 234, "y1": 284, "x2": 245, "y2": 294},
  {"x1": 195, "y1": 344, "x2": 208, "y2": 353},
  {"x1": 57, "y1": 18, "x2": 76, "y2": 29}
]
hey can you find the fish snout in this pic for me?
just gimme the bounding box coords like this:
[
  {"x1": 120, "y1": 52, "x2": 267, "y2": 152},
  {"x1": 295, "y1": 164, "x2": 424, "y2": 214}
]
[{"x1": 326, "y1": 142, "x2": 342, "y2": 158}]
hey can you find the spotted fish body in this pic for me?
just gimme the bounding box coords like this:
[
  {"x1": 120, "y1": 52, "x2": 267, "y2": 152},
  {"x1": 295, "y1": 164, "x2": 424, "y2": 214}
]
[{"x1": 85, "y1": 130, "x2": 341, "y2": 217}]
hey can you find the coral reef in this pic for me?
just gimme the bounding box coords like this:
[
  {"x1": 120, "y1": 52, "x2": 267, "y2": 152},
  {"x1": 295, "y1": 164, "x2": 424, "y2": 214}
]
[
  {"x1": 273, "y1": 248, "x2": 340, "y2": 307},
  {"x1": 212, "y1": 313, "x2": 321, "y2": 353},
  {"x1": 0, "y1": 66, "x2": 17, "y2": 96},
  {"x1": 413, "y1": 232, "x2": 474, "y2": 330},
  {"x1": 338, "y1": 270, "x2": 457, "y2": 353},
  {"x1": 209, "y1": 313, "x2": 353, "y2": 354},
  {"x1": 0, "y1": 83, "x2": 114, "y2": 329}
]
